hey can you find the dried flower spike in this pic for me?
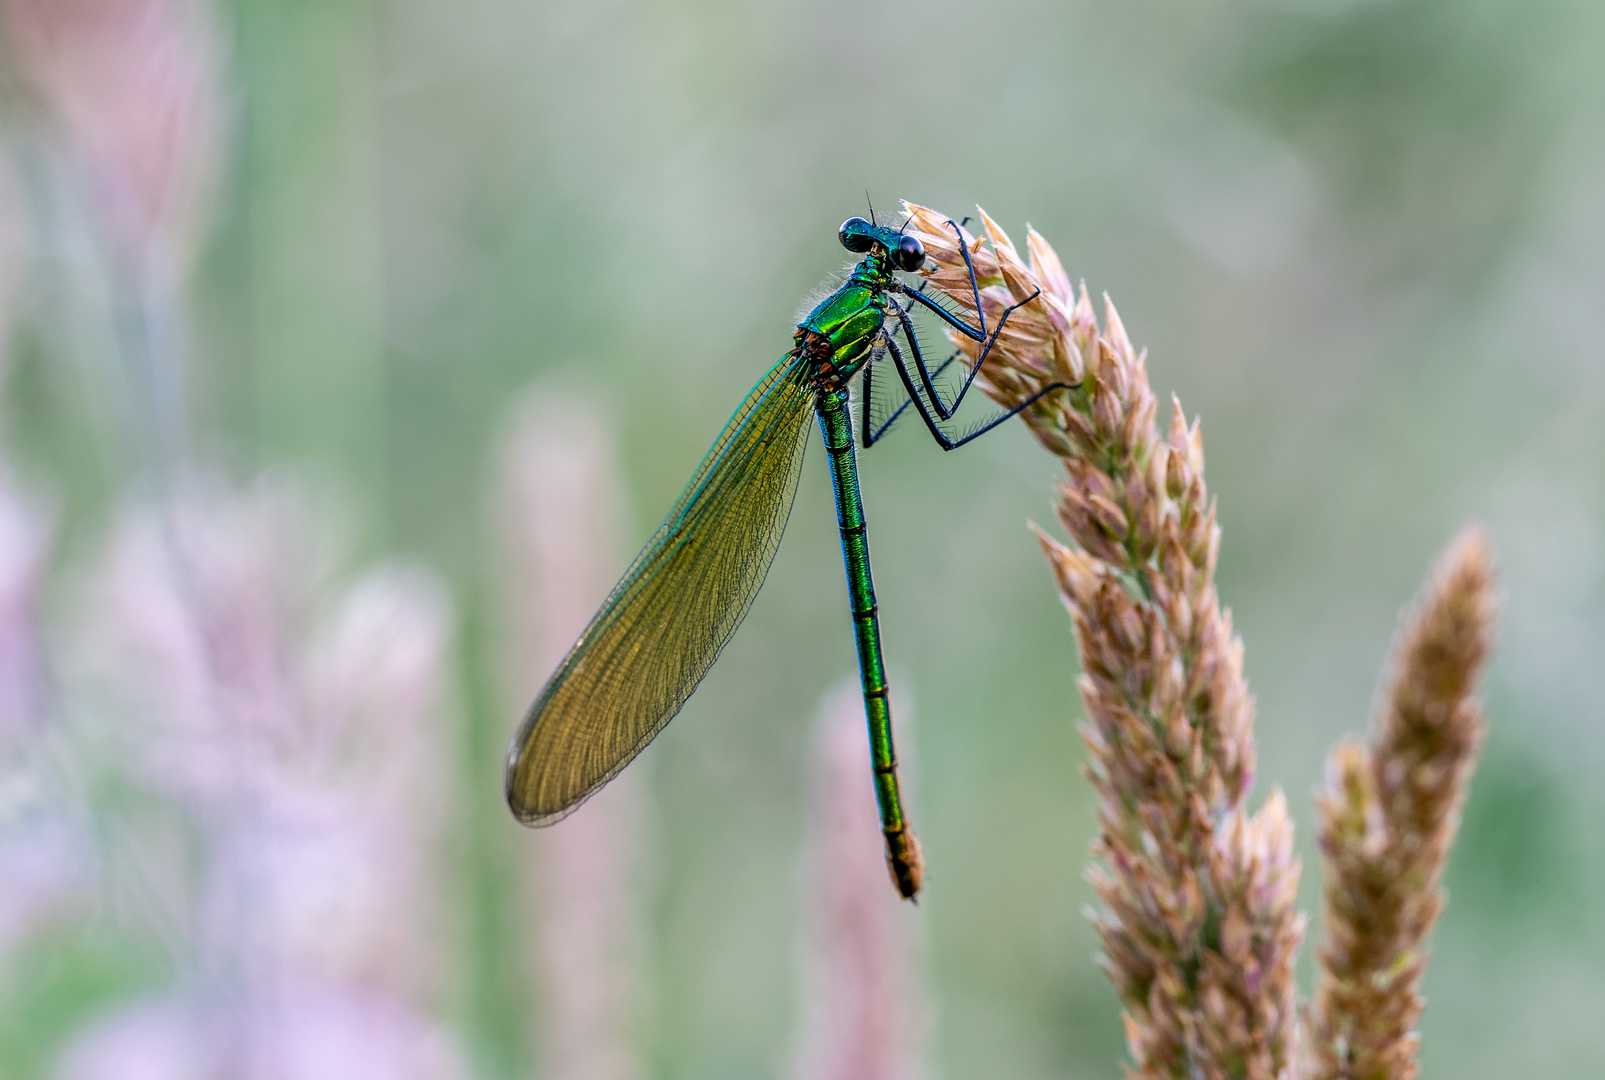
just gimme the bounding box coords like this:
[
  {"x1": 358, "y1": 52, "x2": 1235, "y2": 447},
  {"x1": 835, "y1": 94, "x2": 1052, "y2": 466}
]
[
  {"x1": 903, "y1": 203, "x2": 1303, "y2": 1080},
  {"x1": 1308, "y1": 528, "x2": 1496, "y2": 1080}
]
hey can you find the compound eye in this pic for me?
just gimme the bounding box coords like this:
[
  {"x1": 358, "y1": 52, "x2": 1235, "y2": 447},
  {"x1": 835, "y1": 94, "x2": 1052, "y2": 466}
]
[
  {"x1": 839, "y1": 217, "x2": 873, "y2": 253},
  {"x1": 894, "y1": 234, "x2": 925, "y2": 272}
]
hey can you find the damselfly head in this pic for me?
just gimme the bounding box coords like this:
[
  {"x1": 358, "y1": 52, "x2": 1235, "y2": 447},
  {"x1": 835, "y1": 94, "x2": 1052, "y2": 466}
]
[{"x1": 838, "y1": 216, "x2": 926, "y2": 272}]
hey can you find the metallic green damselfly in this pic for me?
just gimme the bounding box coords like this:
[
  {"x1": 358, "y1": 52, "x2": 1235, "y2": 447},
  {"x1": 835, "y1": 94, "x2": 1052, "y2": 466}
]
[{"x1": 505, "y1": 213, "x2": 1074, "y2": 899}]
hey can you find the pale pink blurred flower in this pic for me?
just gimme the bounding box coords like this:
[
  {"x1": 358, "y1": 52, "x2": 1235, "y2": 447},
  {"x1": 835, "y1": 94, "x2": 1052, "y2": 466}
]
[
  {"x1": 0, "y1": 467, "x2": 54, "y2": 746},
  {"x1": 219, "y1": 565, "x2": 456, "y2": 1006},
  {"x1": 241, "y1": 985, "x2": 470, "y2": 1080},
  {"x1": 54, "y1": 985, "x2": 470, "y2": 1080},
  {"x1": 85, "y1": 479, "x2": 454, "y2": 816},
  {"x1": 306, "y1": 566, "x2": 455, "y2": 806},
  {"x1": 84, "y1": 476, "x2": 323, "y2": 799},
  {"x1": 1, "y1": 0, "x2": 222, "y2": 276},
  {"x1": 0, "y1": 816, "x2": 84, "y2": 955},
  {"x1": 496, "y1": 388, "x2": 648, "y2": 1080},
  {"x1": 53, "y1": 998, "x2": 207, "y2": 1080},
  {"x1": 791, "y1": 680, "x2": 928, "y2": 1080},
  {"x1": 69, "y1": 475, "x2": 460, "y2": 1045},
  {"x1": 0, "y1": 468, "x2": 85, "y2": 956}
]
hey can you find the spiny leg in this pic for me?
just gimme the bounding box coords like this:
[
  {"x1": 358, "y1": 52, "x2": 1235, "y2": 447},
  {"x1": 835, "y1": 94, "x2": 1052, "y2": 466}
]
[
  {"x1": 857, "y1": 333, "x2": 932, "y2": 447},
  {"x1": 895, "y1": 284, "x2": 1041, "y2": 422},
  {"x1": 907, "y1": 215, "x2": 1002, "y2": 343},
  {"x1": 943, "y1": 215, "x2": 990, "y2": 337},
  {"x1": 884, "y1": 334, "x2": 1076, "y2": 452},
  {"x1": 860, "y1": 345, "x2": 962, "y2": 448},
  {"x1": 857, "y1": 338, "x2": 905, "y2": 449},
  {"x1": 894, "y1": 214, "x2": 1042, "y2": 420}
]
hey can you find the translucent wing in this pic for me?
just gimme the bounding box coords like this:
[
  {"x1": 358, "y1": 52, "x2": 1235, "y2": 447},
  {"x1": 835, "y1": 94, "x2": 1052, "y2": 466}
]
[{"x1": 506, "y1": 354, "x2": 816, "y2": 824}]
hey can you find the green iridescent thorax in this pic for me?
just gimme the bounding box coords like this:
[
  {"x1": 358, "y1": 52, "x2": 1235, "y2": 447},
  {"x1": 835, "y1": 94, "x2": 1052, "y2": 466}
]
[{"x1": 794, "y1": 250, "x2": 898, "y2": 382}]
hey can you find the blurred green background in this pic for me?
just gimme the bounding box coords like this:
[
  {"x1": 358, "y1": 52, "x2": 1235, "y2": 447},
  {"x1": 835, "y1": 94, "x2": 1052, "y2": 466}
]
[{"x1": 2, "y1": 0, "x2": 1603, "y2": 1077}]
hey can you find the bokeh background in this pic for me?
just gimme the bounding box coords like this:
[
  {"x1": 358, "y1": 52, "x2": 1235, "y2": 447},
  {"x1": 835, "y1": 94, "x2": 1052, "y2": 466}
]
[{"x1": 1, "y1": 0, "x2": 1602, "y2": 1077}]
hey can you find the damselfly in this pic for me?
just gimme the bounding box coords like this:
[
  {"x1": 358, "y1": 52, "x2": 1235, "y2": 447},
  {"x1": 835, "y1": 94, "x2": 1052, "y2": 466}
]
[{"x1": 505, "y1": 212, "x2": 1074, "y2": 899}]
